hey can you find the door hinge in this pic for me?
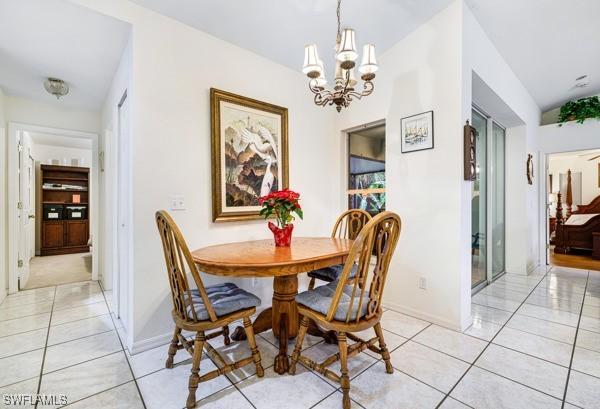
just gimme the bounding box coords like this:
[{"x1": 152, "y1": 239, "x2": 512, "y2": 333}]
[
  {"x1": 17, "y1": 142, "x2": 23, "y2": 152},
  {"x1": 17, "y1": 259, "x2": 24, "y2": 268},
  {"x1": 17, "y1": 201, "x2": 23, "y2": 210}
]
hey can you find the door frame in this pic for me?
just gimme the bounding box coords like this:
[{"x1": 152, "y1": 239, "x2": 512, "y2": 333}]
[
  {"x1": 471, "y1": 105, "x2": 507, "y2": 292},
  {"x1": 7, "y1": 123, "x2": 99, "y2": 293},
  {"x1": 114, "y1": 90, "x2": 132, "y2": 332}
]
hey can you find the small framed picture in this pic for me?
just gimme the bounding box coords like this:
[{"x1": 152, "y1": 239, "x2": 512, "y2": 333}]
[{"x1": 401, "y1": 110, "x2": 434, "y2": 153}]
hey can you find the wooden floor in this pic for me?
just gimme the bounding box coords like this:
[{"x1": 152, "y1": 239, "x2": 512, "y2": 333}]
[{"x1": 549, "y1": 249, "x2": 600, "y2": 271}]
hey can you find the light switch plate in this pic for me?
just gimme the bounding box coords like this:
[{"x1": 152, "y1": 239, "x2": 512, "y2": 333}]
[{"x1": 170, "y1": 195, "x2": 185, "y2": 211}]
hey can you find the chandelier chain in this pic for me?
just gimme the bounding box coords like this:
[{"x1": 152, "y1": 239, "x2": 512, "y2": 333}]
[{"x1": 336, "y1": 0, "x2": 341, "y2": 44}]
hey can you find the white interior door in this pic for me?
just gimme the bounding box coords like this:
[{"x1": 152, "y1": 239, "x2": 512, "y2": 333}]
[
  {"x1": 16, "y1": 133, "x2": 33, "y2": 287},
  {"x1": 116, "y1": 92, "x2": 130, "y2": 330}
]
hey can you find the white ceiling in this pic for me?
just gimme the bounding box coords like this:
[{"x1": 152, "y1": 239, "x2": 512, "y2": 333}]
[
  {"x1": 0, "y1": 0, "x2": 130, "y2": 111},
  {"x1": 131, "y1": 0, "x2": 600, "y2": 113},
  {"x1": 129, "y1": 0, "x2": 453, "y2": 78},
  {"x1": 465, "y1": 0, "x2": 600, "y2": 111},
  {"x1": 28, "y1": 132, "x2": 92, "y2": 150}
]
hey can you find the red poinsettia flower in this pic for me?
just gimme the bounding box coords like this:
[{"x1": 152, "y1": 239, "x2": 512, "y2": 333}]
[{"x1": 258, "y1": 189, "x2": 303, "y2": 227}]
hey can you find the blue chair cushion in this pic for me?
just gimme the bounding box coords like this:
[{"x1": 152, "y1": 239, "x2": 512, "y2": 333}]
[
  {"x1": 307, "y1": 264, "x2": 357, "y2": 283},
  {"x1": 296, "y1": 281, "x2": 369, "y2": 321},
  {"x1": 187, "y1": 282, "x2": 261, "y2": 321}
]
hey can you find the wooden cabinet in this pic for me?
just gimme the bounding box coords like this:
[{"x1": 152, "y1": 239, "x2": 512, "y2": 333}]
[
  {"x1": 42, "y1": 222, "x2": 65, "y2": 248},
  {"x1": 40, "y1": 165, "x2": 90, "y2": 256},
  {"x1": 66, "y1": 221, "x2": 88, "y2": 247}
]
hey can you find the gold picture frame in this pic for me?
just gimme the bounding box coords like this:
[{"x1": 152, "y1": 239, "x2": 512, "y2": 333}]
[{"x1": 210, "y1": 88, "x2": 289, "y2": 222}]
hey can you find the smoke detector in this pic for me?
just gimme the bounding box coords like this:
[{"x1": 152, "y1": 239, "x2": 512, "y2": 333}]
[{"x1": 43, "y1": 77, "x2": 69, "y2": 99}]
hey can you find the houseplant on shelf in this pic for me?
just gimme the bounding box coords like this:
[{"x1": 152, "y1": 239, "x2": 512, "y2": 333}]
[
  {"x1": 558, "y1": 96, "x2": 600, "y2": 125},
  {"x1": 259, "y1": 188, "x2": 303, "y2": 247}
]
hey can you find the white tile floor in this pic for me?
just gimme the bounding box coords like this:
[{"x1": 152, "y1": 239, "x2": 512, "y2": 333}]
[{"x1": 0, "y1": 266, "x2": 599, "y2": 408}]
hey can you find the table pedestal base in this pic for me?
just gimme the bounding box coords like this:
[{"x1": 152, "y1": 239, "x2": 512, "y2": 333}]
[
  {"x1": 231, "y1": 275, "x2": 299, "y2": 374},
  {"x1": 230, "y1": 275, "x2": 340, "y2": 373}
]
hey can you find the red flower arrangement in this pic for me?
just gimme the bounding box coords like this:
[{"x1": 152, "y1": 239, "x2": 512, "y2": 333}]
[{"x1": 258, "y1": 189, "x2": 303, "y2": 246}]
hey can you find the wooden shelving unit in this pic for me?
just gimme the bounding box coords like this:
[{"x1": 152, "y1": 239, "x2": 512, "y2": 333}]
[{"x1": 40, "y1": 165, "x2": 90, "y2": 256}]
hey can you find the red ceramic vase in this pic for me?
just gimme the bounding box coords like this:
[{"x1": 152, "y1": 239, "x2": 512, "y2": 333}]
[{"x1": 268, "y1": 222, "x2": 294, "y2": 247}]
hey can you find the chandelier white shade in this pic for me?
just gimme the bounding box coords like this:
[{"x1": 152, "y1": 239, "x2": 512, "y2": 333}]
[
  {"x1": 302, "y1": 44, "x2": 321, "y2": 78},
  {"x1": 336, "y1": 28, "x2": 358, "y2": 68},
  {"x1": 301, "y1": 0, "x2": 378, "y2": 112},
  {"x1": 359, "y1": 44, "x2": 379, "y2": 77}
]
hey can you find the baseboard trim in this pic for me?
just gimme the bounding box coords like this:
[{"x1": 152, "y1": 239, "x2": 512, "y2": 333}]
[
  {"x1": 382, "y1": 302, "x2": 470, "y2": 332},
  {"x1": 130, "y1": 332, "x2": 173, "y2": 355},
  {"x1": 130, "y1": 328, "x2": 195, "y2": 355}
]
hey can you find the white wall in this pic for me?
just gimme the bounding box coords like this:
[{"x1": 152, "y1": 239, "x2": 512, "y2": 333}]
[
  {"x1": 335, "y1": 2, "x2": 467, "y2": 330},
  {"x1": 31, "y1": 144, "x2": 92, "y2": 167},
  {"x1": 462, "y1": 3, "x2": 541, "y2": 275},
  {"x1": 73, "y1": 0, "x2": 340, "y2": 352},
  {"x1": 539, "y1": 121, "x2": 600, "y2": 154},
  {"x1": 6, "y1": 96, "x2": 99, "y2": 133},
  {"x1": 0, "y1": 87, "x2": 7, "y2": 302}
]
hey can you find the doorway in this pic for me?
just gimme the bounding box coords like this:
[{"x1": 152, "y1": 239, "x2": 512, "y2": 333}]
[
  {"x1": 346, "y1": 122, "x2": 386, "y2": 215},
  {"x1": 471, "y1": 107, "x2": 506, "y2": 292},
  {"x1": 545, "y1": 149, "x2": 600, "y2": 270},
  {"x1": 7, "y1": 123, "x2": 99, "y2": 293}
]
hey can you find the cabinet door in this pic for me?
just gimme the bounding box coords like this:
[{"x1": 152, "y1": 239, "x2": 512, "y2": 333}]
[
  {"x1": 42, "y1": 222, "x2": 65, "y2": 248},
  {"x1": 66, "y1": 221, "x2": 88, "y2": 247}
]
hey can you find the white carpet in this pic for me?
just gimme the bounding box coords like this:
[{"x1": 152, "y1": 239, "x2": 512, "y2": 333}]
[{"x1": 24, "y1": 253, "x2": 92, "y2": 289}]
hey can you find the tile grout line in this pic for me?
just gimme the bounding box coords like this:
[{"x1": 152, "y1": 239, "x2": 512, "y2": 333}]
[
  {"x1": 34, "y1": 286, "x2": 57, "y2": 409},
  {"x1": 307, "y1": 320, "x2": 434, "y2": 408},
  {"x1": 435, "y1": 270, "x2": 550, "y2": 408},
  {"x1": 0, "y1": 310, "x2": 111, "y2": 341},
  {"x1": 97, "y1": 281, "x2": 148, "y2": 409},
  {"x1": 560, "y1": 270, "x2": 590, "y2": 409}
]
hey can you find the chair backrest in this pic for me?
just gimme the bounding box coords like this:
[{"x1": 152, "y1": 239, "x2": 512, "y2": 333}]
[
  {"x1": 331, "y1": 209, "x2": 372, "y2": 240},
  {"x1": 326, "y1": 211, "x2": 401, "y2": 323},
  {"x1": 155, "y1": 210, "x2": 217, "y2": 322}
]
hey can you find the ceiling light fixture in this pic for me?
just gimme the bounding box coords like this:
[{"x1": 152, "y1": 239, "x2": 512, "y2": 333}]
[
  {"x1": 44, "y1": 77, "x2": 69, "y2": 99},
  {"x1": 302, "y1": 0, "x2": 378, "y2": 112},
  {"x1": 574, "y1": 74, "x2": 590, "y2": 89}
]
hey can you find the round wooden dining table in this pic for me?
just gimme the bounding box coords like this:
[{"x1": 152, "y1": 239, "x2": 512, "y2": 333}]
[{"x1": 191, "y1": 237, "x2": 353, "y2": 374}]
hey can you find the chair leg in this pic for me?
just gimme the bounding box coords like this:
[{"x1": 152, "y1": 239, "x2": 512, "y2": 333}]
[
  {"x1": 308, "y1": 277, "x2": 316, "y2": 290},
  {"x1": 166, "y1": 326, "x2": 181, "y2": 369},
  {"x1": 338, "y1": 332, "x2": 351, "y2": 409},
  {"x1": 289, "y1": 316, "x2": 310, "y2": 375},
  {"x1": 374, "y1": 322, "x2": 393, "y2": 374},
  {"x1": 222, "y1": 325, "x2": 231, "y2": 346},
  {"x1": 186, "y1": 332, "x2": 205, "y2": 409},
  {"x1": 243, "y1": 317, "x2": 264, "y2": 377}
]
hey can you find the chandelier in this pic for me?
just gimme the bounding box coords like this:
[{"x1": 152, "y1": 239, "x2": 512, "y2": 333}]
[{"x1": 302, "y1": 0, "x2": 378, "y2": 112}]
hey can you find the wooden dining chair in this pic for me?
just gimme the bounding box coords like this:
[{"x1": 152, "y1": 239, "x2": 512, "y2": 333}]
[
  {"x1": 307, "y1": 209, "x2": 372, "y2": 290},
  {"x1": 289, "y1": 211, "x2": 401, "y2": 409},
  {"x1": 155, "y1": 210, "x2": 264, "y2": 409}
]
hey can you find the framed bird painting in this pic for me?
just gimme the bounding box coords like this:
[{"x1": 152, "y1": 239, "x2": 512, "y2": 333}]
[{"x1": 210, "y1": 88, "x2": 289, "y2": 222}]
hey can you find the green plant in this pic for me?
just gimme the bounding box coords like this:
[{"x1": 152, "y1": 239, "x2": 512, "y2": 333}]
[{"x1": 558, "y1": 96, "x2": 600, "y2": 125}]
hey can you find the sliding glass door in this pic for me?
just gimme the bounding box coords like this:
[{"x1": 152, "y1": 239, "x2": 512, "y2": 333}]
[
  {"x1": 471, "y1": 111, "x2": 487, "y2": 288},
  {"x1": 471, "y1": 108, "x2": 506, "y2": 290},
  {"x1": 491, "y1": 123, "x2": 506, "y2": 279}
]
